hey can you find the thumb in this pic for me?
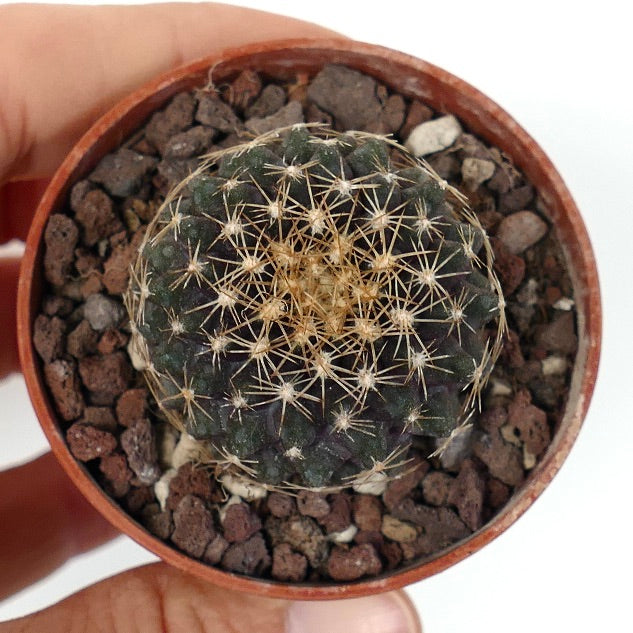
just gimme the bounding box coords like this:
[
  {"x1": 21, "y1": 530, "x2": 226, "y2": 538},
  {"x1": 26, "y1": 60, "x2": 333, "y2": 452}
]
[{"x1": 3, "y1": 562, "x2": 422, "y2": 633}]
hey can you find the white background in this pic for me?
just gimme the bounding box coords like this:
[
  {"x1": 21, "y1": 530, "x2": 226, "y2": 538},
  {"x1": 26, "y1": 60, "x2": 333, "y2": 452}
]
[{"x1": 0, "y1": 1, "x2": 631, "y2": 631}]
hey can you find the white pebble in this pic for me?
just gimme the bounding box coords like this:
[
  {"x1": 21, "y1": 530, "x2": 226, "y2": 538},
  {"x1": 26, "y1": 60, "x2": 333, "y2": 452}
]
[
  {"x1": 542, "y1": 355, "x2": 568, "y2": 376},
  {"x1": 553, "y1": 297, "x2": 575, "y2": 311},
  {"x1": 154, "y1": 468, "x2": 177, "y2": 511},
  {"x1": 405, "y1": 114, "x2": 463, "y2": 156},
  {"x1": 461, "y1": 157, "x2": 495, "y2": 188},
  {"x1": 328, "y1": 524, "x2": 358, "y2": 544},
  {"x1": 352, "y1": 471, "x2": 388, "y2": 496},
  {"x1": 489, "y1": 378, "x2": 513, "y2": 397},
  {"x1": 220, "y1": 473, "x2": 268, "y2": 501},
  {"x1": 171, "y1": 432, "x2": 204, "y2": 469},
  {"x1": 523, "y1": 446, "x2": 537, "y2": 470},
  {"x1": 97, "y1": 239, "x2": 109, "y2": 259},
  {"x1": 501, "y1": 424, "x2": 522, "y2": 447}
]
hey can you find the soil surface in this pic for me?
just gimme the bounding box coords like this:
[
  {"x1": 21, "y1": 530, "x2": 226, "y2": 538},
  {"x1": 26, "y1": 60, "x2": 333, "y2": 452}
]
[{"x1": 34, "y1": 63, "x2": 578, "y2": 584}]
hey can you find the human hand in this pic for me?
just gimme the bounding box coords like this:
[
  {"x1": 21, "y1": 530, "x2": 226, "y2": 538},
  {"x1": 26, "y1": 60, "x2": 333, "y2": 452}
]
[{"x1": 0, "y1": 4, "x2": 421, "y2": 632}]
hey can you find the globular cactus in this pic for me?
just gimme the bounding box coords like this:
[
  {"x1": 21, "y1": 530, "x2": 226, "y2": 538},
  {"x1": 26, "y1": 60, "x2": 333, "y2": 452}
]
[{"x1": 125, "y1": 125, "x2": 505, "y2": 490}]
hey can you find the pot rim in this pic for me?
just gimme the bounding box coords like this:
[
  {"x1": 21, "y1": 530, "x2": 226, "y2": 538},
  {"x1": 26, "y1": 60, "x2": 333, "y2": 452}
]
[{"x1": 17, "y1": 37, "x2": 601, "y2": 600}]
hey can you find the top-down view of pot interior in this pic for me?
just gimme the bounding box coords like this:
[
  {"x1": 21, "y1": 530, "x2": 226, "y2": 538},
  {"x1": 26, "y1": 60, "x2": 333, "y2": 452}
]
[{"x1": 1, "y1": 2, "x2": 625, "y2": 633}]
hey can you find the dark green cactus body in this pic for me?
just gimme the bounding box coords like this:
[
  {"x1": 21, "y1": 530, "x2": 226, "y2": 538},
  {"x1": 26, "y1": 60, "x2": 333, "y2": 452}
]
[{"x1": 126, "y1": 125, "x2": 504, "y2": 490}]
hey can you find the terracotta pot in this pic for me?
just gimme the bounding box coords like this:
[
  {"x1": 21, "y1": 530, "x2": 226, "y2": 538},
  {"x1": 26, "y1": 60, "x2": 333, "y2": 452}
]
[{"x1": 17, "y1": 39, "x2": 601, "y2": 600}]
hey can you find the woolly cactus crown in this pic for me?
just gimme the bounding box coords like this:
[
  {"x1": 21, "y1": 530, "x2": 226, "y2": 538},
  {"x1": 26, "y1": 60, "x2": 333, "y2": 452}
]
[{"x1": 126, "y1": 124, "x2": 505, "y2": 491}]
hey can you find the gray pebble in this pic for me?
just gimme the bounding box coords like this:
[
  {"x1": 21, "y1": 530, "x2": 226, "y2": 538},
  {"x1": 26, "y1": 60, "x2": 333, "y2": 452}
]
[
  {"x1": 121, "y1": 418, "x2": 161, "y2": 485},
  {"x1": 89, "y1": 149, "x2": 156, "y2": 198},
  {"x1": 437, "y1": 425, "x2": 474, "y2": 472},
  {"x1": 157, "y1": 158, "x2": 199, "y2": 190},
  {"x1": 516, "y1": 278, "x2": 540, "y2": 306},
  {"x1": 145, "y1": 93, "x2": 195, "y2": 154},
  {"x1": 461, "y1": 157, "x2": 495, "y2": 189},
  {"x1": 456, "y1": 133, "x2": 490, "y2": 159},
  {"x1": 246, "y1": 101, "x2": 304, "y2": 136},
  {"x1": 84, "y1": 294, "x2": 125, "y2": 331},
  {"x1": 164, "y1": 126, "x2": 217, "y2": 159},
  {"x1": 497, "y1": 210, "x2": 548, "y2": 254},
  {"x1": 307, "y1": 64, "x2": 382, "y2": 131},
  {"x1": 245, "y1": 84, "x2": 286, "y2": 119},
  {"x1": 499, "y1": 184, "x2": 534, "y2": 213},
  {"x1": 195, "y1": 93, "x2": 241, "y2": 132}
]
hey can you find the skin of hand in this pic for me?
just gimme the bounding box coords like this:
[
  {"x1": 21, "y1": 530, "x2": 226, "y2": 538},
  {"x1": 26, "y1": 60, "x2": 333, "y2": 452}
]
[{"x1": 0, "y1": 4, "x2": 422, "y2": 632}]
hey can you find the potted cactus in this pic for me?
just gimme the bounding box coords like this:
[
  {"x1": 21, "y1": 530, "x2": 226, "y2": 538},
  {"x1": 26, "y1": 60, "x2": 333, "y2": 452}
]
[
  {"x1": 126, "y1": 126, "x2": 505, "y2": 493},
  {"x1": 18, "y1": 39, "x2": 600, "y2": 598}
]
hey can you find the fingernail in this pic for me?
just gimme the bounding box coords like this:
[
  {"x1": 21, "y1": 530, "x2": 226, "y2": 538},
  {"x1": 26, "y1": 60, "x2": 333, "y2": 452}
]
[{"x1": 285, "y1": 592, "x2": 421, "y2": 633}]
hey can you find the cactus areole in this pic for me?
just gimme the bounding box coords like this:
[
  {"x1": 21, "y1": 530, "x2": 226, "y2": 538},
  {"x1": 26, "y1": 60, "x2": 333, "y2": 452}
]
[{"x1": 125, "y1": 125, "x2": 505, "y2": 491}]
